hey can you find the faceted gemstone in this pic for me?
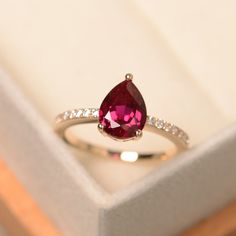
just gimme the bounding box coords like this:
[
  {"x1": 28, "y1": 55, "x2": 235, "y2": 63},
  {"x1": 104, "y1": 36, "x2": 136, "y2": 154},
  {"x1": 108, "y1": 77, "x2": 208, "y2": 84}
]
[{"x1": 99, "y1": 79, "x2": 147, "y2": 140}]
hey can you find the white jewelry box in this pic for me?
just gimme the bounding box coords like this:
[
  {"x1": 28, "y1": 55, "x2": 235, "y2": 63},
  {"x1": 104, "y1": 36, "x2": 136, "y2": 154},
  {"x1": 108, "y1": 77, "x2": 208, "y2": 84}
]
[{"x1": 0, "y1": 1, "x2": 236, "y2": 236}]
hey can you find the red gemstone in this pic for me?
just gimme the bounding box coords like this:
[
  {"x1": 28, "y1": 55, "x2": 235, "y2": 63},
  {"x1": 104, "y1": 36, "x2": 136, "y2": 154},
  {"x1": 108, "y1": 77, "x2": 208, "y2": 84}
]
[{"x1": 99, "y1": 79, "x2": 147, "y2": 140}]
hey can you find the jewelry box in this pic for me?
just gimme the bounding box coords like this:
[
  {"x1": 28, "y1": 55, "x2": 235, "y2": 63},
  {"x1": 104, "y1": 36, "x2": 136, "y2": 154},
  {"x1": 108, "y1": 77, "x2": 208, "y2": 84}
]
[{"x1": 0, "y1": 1, "x2": 236, "y2": 235}]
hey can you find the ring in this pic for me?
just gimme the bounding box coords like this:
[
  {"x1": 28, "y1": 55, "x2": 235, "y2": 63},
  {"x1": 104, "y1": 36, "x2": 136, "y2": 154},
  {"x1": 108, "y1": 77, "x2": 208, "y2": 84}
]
[{"x1": 54, "y1": 73, "x2": 189, "y2": 162}]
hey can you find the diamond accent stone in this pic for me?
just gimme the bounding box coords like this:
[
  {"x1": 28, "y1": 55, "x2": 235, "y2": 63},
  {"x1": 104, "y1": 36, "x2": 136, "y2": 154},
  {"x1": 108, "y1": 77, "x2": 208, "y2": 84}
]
[
  {"x1": 163, "y1": 122, "x2": 172, "y2": 132},
  {"x1": 171, "y1": 125, "x2": 178, "y2": 135},
  {"x1": 178, "y1": 130, "x2": 184, "y2": 138},
  {"x1": 56, "y1": 108, "x2": 99, "y2": 122},
  {"x1": 182, "y1": 133, "x2": 189, "y2": 144},
  {"x1": 70, "y1": 109, "x2": 77, "y2": 118},
  {"x1": 92, "y1": 108, "x2": 99, "y2": 118},
  {"x1": 148, "y1": 116, "x2": 156, "y2": 125},
  {"x1": 76, "y1": 109, "x2": 83, "y2": 118},
  {"x1": 63, "y1": 111, "x2": 70, "y2": 120},
  {"x1": 156, "y1": 119, "x2": 165, "y2": 129},
  {"x1": 56, "y1": 108, "x2": 189, "y2": 146},
  {"x1": 82, "y1": 108, "x2": 91, "y2": 117},
  {"x1": 145, "y1": 116, "x2": 189, "y2": 145}
]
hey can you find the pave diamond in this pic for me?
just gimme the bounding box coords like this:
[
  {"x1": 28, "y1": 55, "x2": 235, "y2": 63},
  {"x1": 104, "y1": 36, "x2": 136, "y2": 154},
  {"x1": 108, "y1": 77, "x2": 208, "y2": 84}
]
[
  {"x1": 91, "y1": 108, "x2": 99, "y2": 117},
  {"x1": 147, "y1": 116, "x2": 156, "y2": 125},
  {"x1": 63, "y1": 111, "x2": 70, "y2": 120},
  {"x1": 163, "y1": 122, "x2": 172, "y2": 132},
  {"x1": 171, "y1": 125, "x2": 178, "y2": 135},
  {"x1": 178, "y1": 130, "x2": 184, "y2": 138},
  {"x1": 82, "y1": 108, "x2": 91, "y2": 117},
  {"x1": 58, "y1": 108, "x2": 100, "y2": 121},
  {"x1": 145, "y1": 116, "x2": 189, "y2": 145},
  {"x1": 182, "y1": 133, "x2": 189, "y2": 143},
  {"x1": 70, "y1": 109, "x2": 77, "y2": 118},
  {"x1": 76, "y1": 109, "x2": 83, "y2": 118},
  {"x1": 56, "y1": 107, "x2": 189, "y2": 147},
  {"x1": 156, "y1": 119, "x2": 165, "y2": 129}
]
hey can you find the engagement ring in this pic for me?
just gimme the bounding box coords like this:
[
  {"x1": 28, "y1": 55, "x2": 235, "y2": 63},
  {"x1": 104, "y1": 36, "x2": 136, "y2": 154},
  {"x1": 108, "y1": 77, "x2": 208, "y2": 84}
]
[{"x1": 54, "y1": 74, "x2": 189, "y2": 162}]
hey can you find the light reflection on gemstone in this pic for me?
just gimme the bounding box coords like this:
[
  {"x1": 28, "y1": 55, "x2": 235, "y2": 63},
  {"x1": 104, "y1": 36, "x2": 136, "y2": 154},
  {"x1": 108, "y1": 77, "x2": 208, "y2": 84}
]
[{"x1": 99, "y1": 79, "x2": 147, "y2": 140}]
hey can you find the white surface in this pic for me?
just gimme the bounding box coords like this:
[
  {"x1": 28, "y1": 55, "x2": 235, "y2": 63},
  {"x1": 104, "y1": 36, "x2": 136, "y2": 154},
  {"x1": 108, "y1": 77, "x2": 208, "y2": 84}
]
[
  {"x1": 0, "y1": 1, "x2": 236, "y2": 236},
  {"x1": 1, "y1": 77, "x2": 236, "y2": 236},
  {"x1": 0, "y1": 0, "x2": 235, "y2": 193},
  {"x1": 135, "y1": 0, "x2": 236, "y2": 118},
  {"x1": 0, "y1": 72, "x2": 107, "y2": 236}
]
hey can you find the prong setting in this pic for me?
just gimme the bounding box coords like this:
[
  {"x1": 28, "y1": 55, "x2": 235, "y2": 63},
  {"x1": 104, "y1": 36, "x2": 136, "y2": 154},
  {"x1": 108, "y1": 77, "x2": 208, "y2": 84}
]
[
  {"x1": 97, "y1": 123, "x2": 105, "y2": 135},
  {"x1": 97, "y1": 123, "x2": 143, "y2": 142},
  {"x1": 135, "y1": 129, "x2": 143, "y2": 140},
  {"x1": 125, "y1": 73, "x2": 133, "y2": 81}
]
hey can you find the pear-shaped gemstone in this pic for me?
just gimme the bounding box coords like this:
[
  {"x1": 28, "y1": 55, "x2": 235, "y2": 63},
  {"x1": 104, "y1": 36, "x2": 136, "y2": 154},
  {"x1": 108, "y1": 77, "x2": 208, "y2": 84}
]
[{"x1": 99, "y1": 79, "x2": 147, "y2": 140}]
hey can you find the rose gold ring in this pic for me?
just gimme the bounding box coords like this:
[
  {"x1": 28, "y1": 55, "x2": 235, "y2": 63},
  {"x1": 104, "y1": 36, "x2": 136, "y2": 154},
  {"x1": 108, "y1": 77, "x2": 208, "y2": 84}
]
[{"x1": 54, "y1": 73, "x2": 189, "y2": 162}]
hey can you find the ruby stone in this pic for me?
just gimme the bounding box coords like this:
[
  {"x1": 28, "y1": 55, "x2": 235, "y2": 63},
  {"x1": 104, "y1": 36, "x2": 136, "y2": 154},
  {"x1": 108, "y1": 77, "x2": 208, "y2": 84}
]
[{"x1": 99, "y1": 79, "x2": 147, "y2": 140}]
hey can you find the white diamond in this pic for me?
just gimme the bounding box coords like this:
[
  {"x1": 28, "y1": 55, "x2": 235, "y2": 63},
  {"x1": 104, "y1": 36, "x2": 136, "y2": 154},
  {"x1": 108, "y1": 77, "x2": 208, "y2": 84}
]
[
  {"x1": 83, "y1": 108, "x2": 91, "y2": 117},
  {"x1": 63, "y1": 111, "x2": 70, "y2": 120},
  {"x1": 163, "y1": 123, "x2": 172, "y2": 132},
  {"x1": 182, "y1": 133, "x2": 189, "y2": 143},
  {"x1": 171, "y1": 126, "x2": 178, "y2": 135},
  {"x1": 178, "y1": 130, "x2": 184, "y2": 138},
  {"x1": 148, "y1": 116, "x2": 156, "y2": 125},
  {"x1": 156, "y1": 119, "x2": 165, "y2": 129},
  {"x1": 70, "y1": 109, "x2": 77, "y2": 118},
  {"x1": 76, "y1": 109, "x2": 83, "y2": 117},
  {"x1": 92, "y1": 109, "x2": 99, "y2": 118}
]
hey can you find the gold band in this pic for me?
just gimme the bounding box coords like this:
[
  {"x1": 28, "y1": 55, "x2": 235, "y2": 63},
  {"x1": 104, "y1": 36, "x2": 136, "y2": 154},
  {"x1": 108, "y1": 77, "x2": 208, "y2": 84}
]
[{"x1": 54, "y1": 108, "x2": 189, "y2": 162}]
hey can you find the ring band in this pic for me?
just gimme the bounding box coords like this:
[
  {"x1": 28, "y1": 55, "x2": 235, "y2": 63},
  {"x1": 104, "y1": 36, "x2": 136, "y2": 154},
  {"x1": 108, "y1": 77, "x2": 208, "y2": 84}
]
[
  {"x1": 54, "y1": 108, "x2": 189, "y2": 162},
  {"x1": 54, "y1": 74, "x2": 189, "y2": 162}
]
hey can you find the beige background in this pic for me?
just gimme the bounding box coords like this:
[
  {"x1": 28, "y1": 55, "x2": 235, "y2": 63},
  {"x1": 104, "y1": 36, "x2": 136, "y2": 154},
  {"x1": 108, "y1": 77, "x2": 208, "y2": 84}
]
[{"x1": 0, "y1": 0, "x2": 235, "y2": 193}]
